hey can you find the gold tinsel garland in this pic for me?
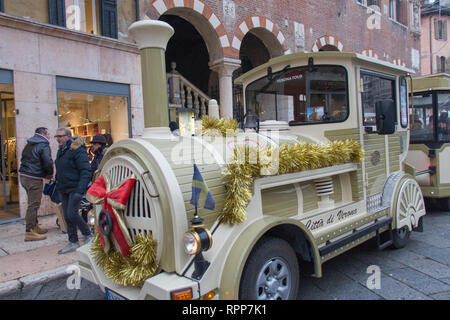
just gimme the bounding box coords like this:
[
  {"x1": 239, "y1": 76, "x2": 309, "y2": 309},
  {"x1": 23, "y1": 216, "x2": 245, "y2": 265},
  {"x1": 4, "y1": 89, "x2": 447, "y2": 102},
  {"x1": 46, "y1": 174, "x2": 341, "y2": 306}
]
[
  {"x1": 91, "y1": 232, "x2": 158, "y2": 286},
  {"x1": 221, "y1": 140, "x2": 364, "y2": 224},
  {"x1": 201, "y1": 115, "x2": 238, "y2": 137}
]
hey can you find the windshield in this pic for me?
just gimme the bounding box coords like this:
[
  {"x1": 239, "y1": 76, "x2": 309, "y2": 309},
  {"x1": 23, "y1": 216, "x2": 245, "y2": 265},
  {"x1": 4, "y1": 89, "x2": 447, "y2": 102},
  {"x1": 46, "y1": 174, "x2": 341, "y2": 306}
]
[
  {"x1": 410, "y1": 91, "x2": 450, "y2": 143},
  {"x1": 245, "y1": 65, "x2": 348, "y2": 125}
]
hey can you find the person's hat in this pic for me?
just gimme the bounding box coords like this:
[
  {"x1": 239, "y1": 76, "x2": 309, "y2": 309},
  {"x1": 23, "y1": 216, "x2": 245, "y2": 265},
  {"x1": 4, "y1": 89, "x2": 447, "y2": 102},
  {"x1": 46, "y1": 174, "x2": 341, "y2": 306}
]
[{"x1": 91, "y1": 134, "x2": 107, "y2": 145}]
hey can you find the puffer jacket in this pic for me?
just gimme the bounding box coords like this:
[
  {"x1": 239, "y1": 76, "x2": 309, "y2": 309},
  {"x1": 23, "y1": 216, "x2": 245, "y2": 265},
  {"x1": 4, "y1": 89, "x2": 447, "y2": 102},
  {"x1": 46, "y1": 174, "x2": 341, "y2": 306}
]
[
  {"x1": 55, "y1": 136, "x2": 92, "y2": 194},
  {"x1": 19, "y1": 134, "x2": 53, "y2": 179}
]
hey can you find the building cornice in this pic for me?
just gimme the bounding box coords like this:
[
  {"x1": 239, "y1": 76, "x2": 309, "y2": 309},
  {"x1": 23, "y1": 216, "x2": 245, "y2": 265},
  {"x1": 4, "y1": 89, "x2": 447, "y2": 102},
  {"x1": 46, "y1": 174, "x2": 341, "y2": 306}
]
[{"x1": 0, "y1": 12, "x2": 140, "y2": 55}]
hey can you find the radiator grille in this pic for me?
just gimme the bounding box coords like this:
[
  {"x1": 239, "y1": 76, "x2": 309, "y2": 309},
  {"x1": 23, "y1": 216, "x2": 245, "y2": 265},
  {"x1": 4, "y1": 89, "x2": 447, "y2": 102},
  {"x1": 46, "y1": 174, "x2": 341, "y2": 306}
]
[{"x1": 105, "y1": 163, "x2": 154, "y2": 242}]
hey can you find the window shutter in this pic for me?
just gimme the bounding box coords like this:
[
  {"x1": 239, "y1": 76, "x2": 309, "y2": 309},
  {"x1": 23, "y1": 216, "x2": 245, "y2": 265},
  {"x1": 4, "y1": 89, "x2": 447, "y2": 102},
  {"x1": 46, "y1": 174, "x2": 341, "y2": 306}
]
[
  {"x1": 400, "y1": 0, "x2": 408, "y2": 25},
  {"x1": 436, "y1": 56, "x2": 441, "y2": 73},
  {"x1": 435, "y1": 18, "x2": 439, "y2": 40},
  {"x1": 100, "y1": 0, "x2": 118, "y2": 39},
  {"x1": 444, "y1": 20, "x2": 448, "y2": 41},
  {"x1": 48, "y1": 0, "x2": 66, "y2": 27},
  {"x1": 0, "y1": 0, "x2": 4, "y2": 13}
]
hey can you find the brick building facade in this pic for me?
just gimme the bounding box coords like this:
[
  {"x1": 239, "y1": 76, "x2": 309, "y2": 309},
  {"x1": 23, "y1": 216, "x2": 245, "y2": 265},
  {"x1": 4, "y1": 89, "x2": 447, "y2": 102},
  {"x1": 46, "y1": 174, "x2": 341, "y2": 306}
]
[{"x1": 141, "y1": 0, "x2": 421, "y2": 69}]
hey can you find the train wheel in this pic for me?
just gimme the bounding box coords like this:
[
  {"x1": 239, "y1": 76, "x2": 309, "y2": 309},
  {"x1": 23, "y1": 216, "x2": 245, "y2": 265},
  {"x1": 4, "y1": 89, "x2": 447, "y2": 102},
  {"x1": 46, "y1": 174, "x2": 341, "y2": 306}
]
[{"x1": 239, "y1": 237, "x2": 299, "y2": 300}]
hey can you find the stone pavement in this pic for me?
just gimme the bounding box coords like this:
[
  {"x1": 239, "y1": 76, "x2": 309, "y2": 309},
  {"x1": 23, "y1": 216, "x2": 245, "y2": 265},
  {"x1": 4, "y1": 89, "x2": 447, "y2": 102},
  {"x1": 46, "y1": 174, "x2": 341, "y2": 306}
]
[
  {"x1": 0, "y1": 214, "x2": 79, "y2": 295},
  {"x1": 0, "y1": 209, "x2": 449, "y2": 300},
  {"x1": 297, "y1": 208, "x2": 450, "y2": 300}
]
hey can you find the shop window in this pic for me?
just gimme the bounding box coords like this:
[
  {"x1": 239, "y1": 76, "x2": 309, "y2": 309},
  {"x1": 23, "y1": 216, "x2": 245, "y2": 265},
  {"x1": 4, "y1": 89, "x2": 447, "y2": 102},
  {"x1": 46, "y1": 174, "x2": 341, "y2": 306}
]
[
  {"x1": 360, "y1": 71, "x2": 396, "y2": 127},
  {"x1": 0, "y1": 70, "x2": 19, "y2": 219},
  {"x1": 56, "y1": 77, "x2": 130, "y2": 155},
  {"x1": 57, "y1": 92, "x2": 129, "y2": 151}
]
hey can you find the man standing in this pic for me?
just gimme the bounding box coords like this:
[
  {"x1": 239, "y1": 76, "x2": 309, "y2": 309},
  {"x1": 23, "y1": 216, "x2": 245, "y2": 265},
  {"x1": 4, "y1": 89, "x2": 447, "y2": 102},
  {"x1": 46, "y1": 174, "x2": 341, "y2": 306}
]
[
  {"x1": 54, "y1": 127, "x2": 93, "y2": 254},
  {"x1": 19, "y1": 127, "x2": 54, "y2": 241}
]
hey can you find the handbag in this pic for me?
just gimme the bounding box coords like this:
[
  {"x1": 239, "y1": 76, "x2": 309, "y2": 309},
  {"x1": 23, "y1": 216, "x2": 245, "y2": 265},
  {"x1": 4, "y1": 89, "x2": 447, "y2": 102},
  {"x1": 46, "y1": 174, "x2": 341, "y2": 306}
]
[{"x1": 43, "y1": 181, "x2": 61, "y2": 204}]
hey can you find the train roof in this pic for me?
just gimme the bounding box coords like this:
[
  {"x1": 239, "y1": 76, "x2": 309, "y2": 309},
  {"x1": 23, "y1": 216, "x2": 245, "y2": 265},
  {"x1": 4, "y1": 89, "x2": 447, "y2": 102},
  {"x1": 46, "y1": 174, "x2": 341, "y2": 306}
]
[{"x1": 235, "y1": 51, "x2": 415, "y2": 85}]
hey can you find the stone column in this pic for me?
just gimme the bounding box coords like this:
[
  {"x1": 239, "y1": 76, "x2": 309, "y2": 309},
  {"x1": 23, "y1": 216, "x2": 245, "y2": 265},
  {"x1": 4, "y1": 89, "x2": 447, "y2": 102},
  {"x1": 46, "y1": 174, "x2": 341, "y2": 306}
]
[
  {"x1": 209, "y1": 58, "x2": 241, "y2": 118},
  {"x1": 128, "y1": 20, "x2": 174, "y2": 138}
]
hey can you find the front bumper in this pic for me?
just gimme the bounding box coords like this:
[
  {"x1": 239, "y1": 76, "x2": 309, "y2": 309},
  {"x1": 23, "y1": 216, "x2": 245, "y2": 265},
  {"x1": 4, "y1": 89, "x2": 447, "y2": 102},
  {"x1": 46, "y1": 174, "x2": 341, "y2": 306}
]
[{"x1": 76, "y1": 244, "x2": 200, "y2": 300}]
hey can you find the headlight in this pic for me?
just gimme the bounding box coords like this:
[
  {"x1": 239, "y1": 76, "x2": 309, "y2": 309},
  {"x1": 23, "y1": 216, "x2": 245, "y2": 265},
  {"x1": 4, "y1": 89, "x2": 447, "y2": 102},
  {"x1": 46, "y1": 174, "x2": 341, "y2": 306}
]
[
  {"x1": 183, "y1": 228, "x2": 212, "y2": 255},
  {"x1": 87, "y1": 210, "x2": 96, "y2": 226},
  {"x1": 183, "y1": 231, "x2": 200, "y2": 255}
]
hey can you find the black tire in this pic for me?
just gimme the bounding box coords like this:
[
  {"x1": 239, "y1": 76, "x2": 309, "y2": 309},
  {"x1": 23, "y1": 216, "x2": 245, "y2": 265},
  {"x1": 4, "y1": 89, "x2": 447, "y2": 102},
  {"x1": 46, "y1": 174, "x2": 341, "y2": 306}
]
[
  {"x1": 239, "y1": 237, "x2": 299, "y2": 300},
  {"x1": 392, "y1": 226, "x2": 411, "y2": 249}
]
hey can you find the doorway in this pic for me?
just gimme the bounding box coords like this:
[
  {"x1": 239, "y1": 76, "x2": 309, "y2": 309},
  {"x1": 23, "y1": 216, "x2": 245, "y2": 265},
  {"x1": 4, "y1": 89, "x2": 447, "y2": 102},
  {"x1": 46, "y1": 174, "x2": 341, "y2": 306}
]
[{"x1": 0, "y1": 80, "x2": 19, "y2": 222}]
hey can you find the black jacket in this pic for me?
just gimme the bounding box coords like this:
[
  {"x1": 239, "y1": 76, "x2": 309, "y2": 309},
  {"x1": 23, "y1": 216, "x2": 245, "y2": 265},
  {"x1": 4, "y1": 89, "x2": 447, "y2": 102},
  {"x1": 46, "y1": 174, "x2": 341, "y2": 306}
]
[
  {"x1": 90, "y1": 146, "x2": 106, "y2": 179},
  {"x1": 55, "y1": 137, "x2": 92, "y2": 194},
  {"x1": 19, "y1": 134, "x2": 53, "y2": 179}
]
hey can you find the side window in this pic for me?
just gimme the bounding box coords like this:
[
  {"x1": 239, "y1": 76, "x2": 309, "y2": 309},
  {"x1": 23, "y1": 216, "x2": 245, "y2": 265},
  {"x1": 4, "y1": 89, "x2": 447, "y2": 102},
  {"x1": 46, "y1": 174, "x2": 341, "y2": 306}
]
[
  {"x1": 410, "y1": 92, "x2": 434, "y2": 143},
  {"x1": 361, "y1": 71, "x2": 396, "y2": 128},
  {"x1": 437, "y1": 92, "x2": 450, "y2": 142},
  {"x1": 399, "y1": 76, "x2": 408, "y2": 128}
]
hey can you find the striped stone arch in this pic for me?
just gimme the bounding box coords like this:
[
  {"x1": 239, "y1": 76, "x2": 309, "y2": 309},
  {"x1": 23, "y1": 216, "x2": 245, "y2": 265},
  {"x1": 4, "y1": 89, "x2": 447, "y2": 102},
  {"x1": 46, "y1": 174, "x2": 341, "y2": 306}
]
[
  {"x1": 392, "y1": 58, "x2": 406, "y2": 68},
  {"x1": 311, "y1": 35, "x2": 344, "y2": 52},
  {"x1": 150, "y1": 0, "x2": 230, "y2": 58},
  {"x1": 231, "y1": 15, "x2": 290, "y2": 59},
  {"x1": 361, "y1": 49, "x2": 379, "y2": 60}
]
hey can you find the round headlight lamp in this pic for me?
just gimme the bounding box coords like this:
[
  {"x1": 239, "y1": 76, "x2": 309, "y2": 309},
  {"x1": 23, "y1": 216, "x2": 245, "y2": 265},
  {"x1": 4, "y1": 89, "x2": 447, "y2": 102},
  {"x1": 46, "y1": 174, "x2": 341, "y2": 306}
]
[
  {"x1": 87, "y1": 209, "x2": 96, "y2": 227},
  {"x1": 183, "y1": 227, "x2": 212, "y2": 255}
]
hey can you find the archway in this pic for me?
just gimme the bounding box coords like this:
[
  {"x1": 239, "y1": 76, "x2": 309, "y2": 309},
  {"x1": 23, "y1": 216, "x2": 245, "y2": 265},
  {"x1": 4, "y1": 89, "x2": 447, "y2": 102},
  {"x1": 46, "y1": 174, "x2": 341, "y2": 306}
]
[
  {"x1": 312, "y1": 35, "x2": 344, "y2": 52},
  {"x1": 160, "y1": 14, "x2": 210, "y2": 94}
]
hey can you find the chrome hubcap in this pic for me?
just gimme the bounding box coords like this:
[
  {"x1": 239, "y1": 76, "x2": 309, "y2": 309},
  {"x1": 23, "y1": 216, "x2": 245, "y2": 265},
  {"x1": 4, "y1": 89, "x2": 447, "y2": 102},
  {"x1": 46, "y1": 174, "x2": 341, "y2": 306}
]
[{"x1": 256, "y1": 257, "x2": 291, "y2": 300}]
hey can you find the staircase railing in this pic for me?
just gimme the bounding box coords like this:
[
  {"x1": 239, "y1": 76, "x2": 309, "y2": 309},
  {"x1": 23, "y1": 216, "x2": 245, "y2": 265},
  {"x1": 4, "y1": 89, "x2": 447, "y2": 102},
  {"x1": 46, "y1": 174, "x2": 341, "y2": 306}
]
[{"x1": 167, "y1": 62, "x2": 210, "y2": 119}]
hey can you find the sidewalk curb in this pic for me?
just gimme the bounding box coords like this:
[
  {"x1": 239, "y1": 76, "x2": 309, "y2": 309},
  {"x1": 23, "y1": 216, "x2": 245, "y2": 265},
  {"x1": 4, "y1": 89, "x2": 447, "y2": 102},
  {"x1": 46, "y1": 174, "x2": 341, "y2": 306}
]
[{"x1": 0, "y1": 263, "x2": 76, "y2": 298}]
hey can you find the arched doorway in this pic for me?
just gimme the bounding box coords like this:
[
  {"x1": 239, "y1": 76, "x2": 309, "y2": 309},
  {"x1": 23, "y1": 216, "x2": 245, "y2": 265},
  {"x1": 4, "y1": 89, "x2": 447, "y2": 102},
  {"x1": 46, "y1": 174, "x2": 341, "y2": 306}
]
[{"x1": 160, "y1": 14, "x2": 210, "y2": 95}]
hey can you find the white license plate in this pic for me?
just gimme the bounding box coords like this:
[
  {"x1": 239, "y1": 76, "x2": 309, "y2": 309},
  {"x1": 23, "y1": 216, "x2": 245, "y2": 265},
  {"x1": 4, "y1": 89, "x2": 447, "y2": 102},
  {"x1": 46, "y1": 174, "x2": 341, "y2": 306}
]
[{"x1": 105, "y1": 288, "x2": 127, "y2": 300}]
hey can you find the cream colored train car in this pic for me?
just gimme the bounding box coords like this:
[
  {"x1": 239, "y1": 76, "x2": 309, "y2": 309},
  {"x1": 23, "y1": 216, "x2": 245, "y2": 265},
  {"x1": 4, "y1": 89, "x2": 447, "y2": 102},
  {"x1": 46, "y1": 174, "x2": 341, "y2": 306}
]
[
  {"x1": 77, "y1": 20, "x2": 426, "y2": 300},
  {"x1": 406, "y1": 74, "x2": 450, "y2": 211}
]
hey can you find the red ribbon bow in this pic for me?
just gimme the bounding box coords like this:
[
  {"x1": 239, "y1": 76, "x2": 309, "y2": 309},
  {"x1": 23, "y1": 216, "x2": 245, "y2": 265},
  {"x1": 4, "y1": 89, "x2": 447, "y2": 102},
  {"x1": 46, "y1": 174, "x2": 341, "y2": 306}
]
[{"x1": 87, "y1": 174, "x2": 136, "y2": 257}]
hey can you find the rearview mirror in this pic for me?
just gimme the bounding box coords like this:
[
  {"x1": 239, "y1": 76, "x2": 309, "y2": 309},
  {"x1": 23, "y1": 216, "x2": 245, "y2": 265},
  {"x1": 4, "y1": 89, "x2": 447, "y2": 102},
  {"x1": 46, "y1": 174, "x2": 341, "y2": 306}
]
[{"x1": 375, "y1": 99, "x2": 396, "y2": 135}]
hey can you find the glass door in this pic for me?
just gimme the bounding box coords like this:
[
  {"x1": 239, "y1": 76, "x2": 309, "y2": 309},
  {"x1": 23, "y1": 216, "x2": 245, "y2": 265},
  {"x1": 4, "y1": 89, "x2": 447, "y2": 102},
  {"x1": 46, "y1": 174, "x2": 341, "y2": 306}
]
[{"x1": 0, "y1": 84, "x2": 19, "y2": 221}]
